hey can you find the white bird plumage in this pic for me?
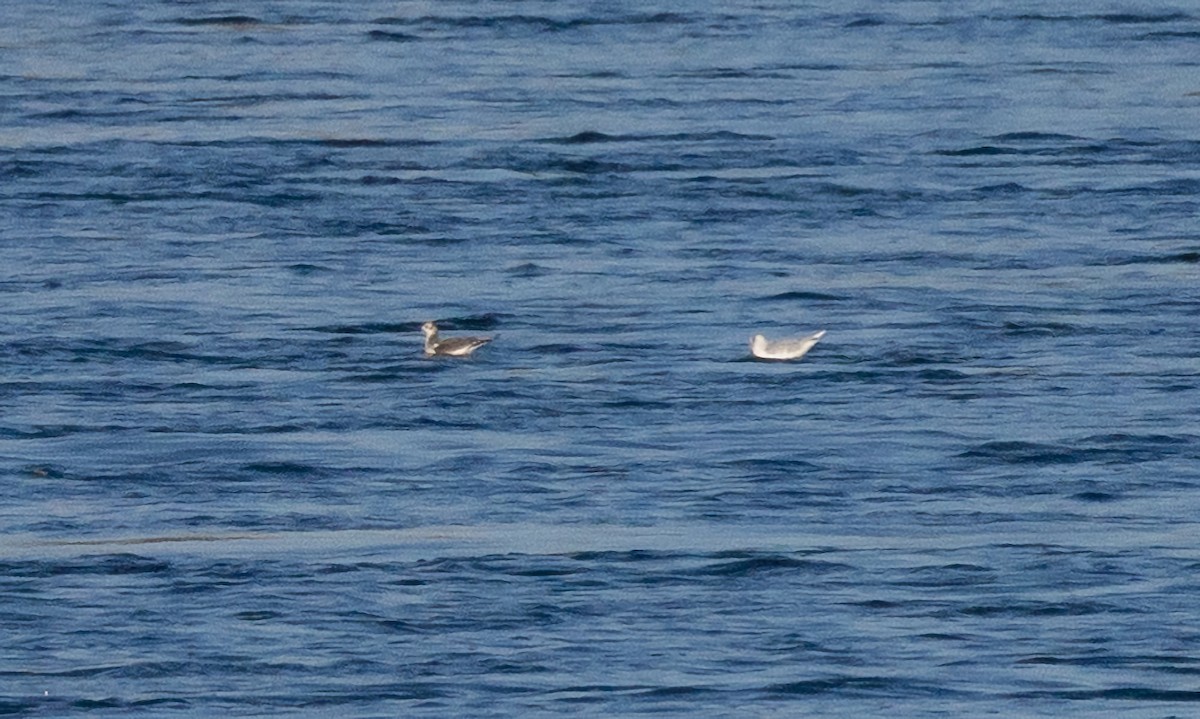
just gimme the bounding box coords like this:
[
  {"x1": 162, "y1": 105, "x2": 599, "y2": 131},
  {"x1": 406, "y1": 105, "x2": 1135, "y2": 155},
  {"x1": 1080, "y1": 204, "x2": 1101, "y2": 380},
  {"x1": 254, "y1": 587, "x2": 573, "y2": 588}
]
[
  {"x1": 750, "y1": 329, "x2": 826, "y2": 361},
  {"x1": 421, "y1": 321, "x2": 492, "y2": 357}
]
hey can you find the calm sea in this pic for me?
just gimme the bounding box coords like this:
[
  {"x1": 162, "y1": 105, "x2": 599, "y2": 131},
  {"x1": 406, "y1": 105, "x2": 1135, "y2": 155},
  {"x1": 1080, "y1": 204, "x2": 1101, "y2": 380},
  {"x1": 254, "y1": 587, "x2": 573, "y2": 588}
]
[{"x1": 3, "y1": 2, "x2": 1199, "y2": 716}]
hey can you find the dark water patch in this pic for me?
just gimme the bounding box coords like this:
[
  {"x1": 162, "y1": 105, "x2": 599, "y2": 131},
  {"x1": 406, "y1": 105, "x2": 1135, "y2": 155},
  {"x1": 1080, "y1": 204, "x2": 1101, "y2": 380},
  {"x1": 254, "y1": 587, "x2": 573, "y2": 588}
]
[
  {"x1": 895, "y1": 564, "x2": 997, "y2": 588},
  {"x1": 1017, "y1": 654, "x2": 1200, "y2": 673},
  {"x1": 1139, "y1": 30, "x2": 1200, "y2": 39},
  {"x1": 338, "y1": 367, "x2": 435, "y2": 384},
  {"x1": 372, "y1": 12, "x2": 693, "y2": 34},
  {"x1": 845, "y1": 17, "x2": 887, "y2": 28},
  {"x1": 544, "y1": 130, "x2": 622, "y2": 144},
  {"x1": 1109, "y1": 178, "x2": 1200, "y2": 195},
  {"x1": 1002, "y1": 13, "x2": 1192, "y2": 24},
  {"x1": 878, "y1": 346, "x2": 980, "y2": 368},
  {"x1": 374, "y1": 618, "x2": 426, "y2": 634},
  {"x1": 174, "y1": 16, "x2": 262, "y2": 27},
  {"x1": 26, "y1": 108, "x2": 142, "y2": 122},
  {"x1": 0, "y1": 699, "x2": 40, "y2": 714},
  {"x1": 506, "y1": 261, "x2": 553, "y2": 277},
  {"x1": 692, "y1": 555, "x2": 847, "y2": 578},
  {"x1": 720, "y1": 457, "x2": 825, "y2": 477},
  {"x1": 990, "y1": 132, "x2": 1086, "y2": 143},
  {"x1": 0, "y1": 424, "x2": 107, "y2": 440},
  {"x1": 358, "y1": 175, "x2": 405, "y2": 185},
  {"x1": 935, "y1": 141, "x2": 1129, "y2": 163},
  {"x1": 679, "y1": 67, "x2": 794, "y2": 80},
  {"x1": 853, "y1": 599, "x2": 901, "y2": 610},
  {"x1": 972, "y1": 182, "x2": 1032, "y2": 195},
  {"x1": 235, "y1": 610, "x2": 281, "y2": 621},
  {"x1": 366, "y1": 30, "x2": 420, "y2": 42},
  {"x1": 1083, "y1": 432, "x2": 1195, "y2": 446},
  {"x1": 1000, "y1": 320, "x2": 1083, "y2": 336},
  {"x1": 26, "y1": 188, "x2": 325, "y2": 207},
  {"x1": 542, "y1": 130, "x2": 771, "y2": 145},
  {"x1": 635, "y1": 685, "x2": 722, "y2": 699},
  {"x1": 911, "y1": 368, "x2": 975, "y2": 383},
  {"x1": 97, "y1": 341, "x2": 213, "y2": 364},
  {"x1": 957, "y1": 600, "x2": 1121, "y2": 618},
  {"x1": 317, "y1": 138, "x2": 437, "y2": 149},
  {"x1": 1093, "y1": 13, "x2": 1192, "y2": 23},
  {"x1": 185, "y1": 92, "x2": 356, "y2": 106},
  {"x1": 242, "y1": 461, "x2": 327, "y2": 477},
  {"x1": 1100, "y1": 250, "x2": 1200, "y2": 265},
  {"x1": 551, "y1": 158, "x2": 632, "y2": 175},
  {"x1": 286, "y1": 263, "x2": 334, "y2": 275},
  {"x1": 306, "y1": 322, "x2": 417, "y2": 335},
  {"x1": 1010, "y1": 687, "x2": 1200, "y2": 701},
  {"x1": 937, "y1": 145, "x2": 1013, "y2": 157},
  {"x1": 372, "y1": 14, "x2": 587, "y2": 35},
  {"x1": 432, "y1": 314, "x2": 504, "y2": 332},
  {"x1": 0, "y1": 554, "x2": 171, "y2": 578},
  {"x1": 567, "y1": 549, "x2": 690, "y2": 563},
  {"x1": 957, "y1": 436, "x2": 1195, "y2": 467},
  {"x1": 764, "y1": 675, "x2": 950, "y2": 698},
  {"x1": 162, "y1": 136, "x2": 434, "y2": 151},
  {"x1": 529, "y1": 343, "x2": 591, "y2": 354},
  {"x1": 757, "y1": 290, "x2": 846, "y2": 302},
  {"x1": 959, "y1": 441, "x2": 1085, "y2": 466},
  {"x1": 1071, "y1": 491, "x2": 1121, "y2": 503}
]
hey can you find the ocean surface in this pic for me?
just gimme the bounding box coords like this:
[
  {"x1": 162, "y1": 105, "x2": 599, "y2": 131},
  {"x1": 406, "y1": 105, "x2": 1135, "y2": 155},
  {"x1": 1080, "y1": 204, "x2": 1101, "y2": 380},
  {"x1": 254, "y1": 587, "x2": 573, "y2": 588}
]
[{"x1": 3, "y1": 1, "x2": 1200, "y2": 716}]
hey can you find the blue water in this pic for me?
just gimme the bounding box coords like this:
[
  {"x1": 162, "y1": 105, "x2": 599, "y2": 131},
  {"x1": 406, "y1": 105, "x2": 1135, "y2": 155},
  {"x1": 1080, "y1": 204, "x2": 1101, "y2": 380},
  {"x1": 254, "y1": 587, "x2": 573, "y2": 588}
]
[{"x1": 3, "y1": 2, "x2": 1200, "y2": 716}]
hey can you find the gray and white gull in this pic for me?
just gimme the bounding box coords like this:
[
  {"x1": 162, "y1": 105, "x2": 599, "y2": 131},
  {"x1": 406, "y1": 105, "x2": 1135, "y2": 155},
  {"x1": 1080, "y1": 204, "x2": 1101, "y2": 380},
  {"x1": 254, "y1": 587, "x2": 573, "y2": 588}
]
[{"x1": 421, "y1": 321, "x2": 492, "y2": 357}]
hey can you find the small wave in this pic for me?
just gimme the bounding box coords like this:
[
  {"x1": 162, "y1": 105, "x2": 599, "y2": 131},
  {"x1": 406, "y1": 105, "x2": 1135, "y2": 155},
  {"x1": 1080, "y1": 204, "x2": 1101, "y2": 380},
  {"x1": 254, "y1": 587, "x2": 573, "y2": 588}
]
[
  {"x1": 1003, "y1": 13, "x2": 1191, "y2": 24},
  {"x1": 366, "y1": 30, "x2": 420, "y2": 42},
  {"x1": 306, "y1": 322, "x2": 413, "y2": 334},
  {"x1": 990, "y1": 132, "x2": 1085, "y2": 142},
  {"x1": 530, "y1": 343, "x2": 590, "y2": 354},
  {"x1": 958, "y1": 600, "x2": 1120, "y2": 618},
  {"x1": 371, "y1": 13, "x2": 693, "y2": 34},
  {"x1": 895, "y1": 563, "x2": 996, "y2": 588},
  {"x1": 936, "y1": 145, "x2": 1014, "y2": 157},
  {"x1": 959, "y1": 441, "x2": 1086, "y2": 465},
  {"x1": 1071, "y1": 491, "x2": 1121, "y2": 503},
  {"x1": 174, "y1": 15, "x2": 262, "y2": 27},
  {"x1": 286, "y1": 263, "x2": 333, "y2": 275},
  {"x1": 1139, "y1": 30, "x2": 1200, "y2": 39},
  {"x1": 242, "y1": 461, "x2": 322, "y2": 476},
  {"x1": 1001, "y1": 320, "x2": 1082, "y2": 336},
  {"x1": 960, "y1": 435, "x2": 1197, "y2": 466},
  {"x1": 757, "y1": 290, "x2": 845, "y2": 302},
  {"x1": 506, "y1": 261, "x2": 553, "y2": 277},
  {"x1": 1109, "y1": 178, "x2": 1200, "y2": 195},
  {"x1": 844, "y1": 17, "x2": 887, "y2": 28},
  {"x1": 1009, "y1": 687, "x2": 1200, "y2": 701},
  {"x1": 1, "y1": 554, "x2": 172, "y2": 578},
  {"x1": 765, "y1": 675, "x2": 950, "y2": 698},
  {"x1": 542, "y1": 130, "x2": 771, "y2": 145},
  {"x1": 973, "y1": 182, "x2": 1032, "y2": 194},
  {"x1": 693, "y1": 554, "x2": 847, "y2": 577}
]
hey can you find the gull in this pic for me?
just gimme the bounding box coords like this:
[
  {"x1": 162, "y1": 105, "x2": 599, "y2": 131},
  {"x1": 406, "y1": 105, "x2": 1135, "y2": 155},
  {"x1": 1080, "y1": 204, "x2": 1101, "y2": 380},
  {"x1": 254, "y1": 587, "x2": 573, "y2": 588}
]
[
  {"x1": 750, "y1": 329, "x2": 826, "y2": 361},
  {"x1": 421, "y1": 321, "x2": 492, "y2": 357}
]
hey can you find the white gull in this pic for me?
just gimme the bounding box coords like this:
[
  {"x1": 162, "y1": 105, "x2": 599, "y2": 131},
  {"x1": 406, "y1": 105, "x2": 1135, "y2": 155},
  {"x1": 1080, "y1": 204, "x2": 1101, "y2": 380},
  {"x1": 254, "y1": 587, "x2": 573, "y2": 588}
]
[
  {"x1": 750, "y1": 329, "x2": 826, "y2": 361},
  {"x1": 421, "y1": 321, "x2": 492, "y2": 357}
]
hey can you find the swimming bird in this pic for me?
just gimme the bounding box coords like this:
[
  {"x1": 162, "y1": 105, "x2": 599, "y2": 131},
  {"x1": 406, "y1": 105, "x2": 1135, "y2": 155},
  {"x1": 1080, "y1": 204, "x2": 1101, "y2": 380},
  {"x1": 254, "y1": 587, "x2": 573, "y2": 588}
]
[
  {"x1": 750, "y1": 329, "x2": 826, "y2": 361},
  {"x1": 421, "y1": 321, "x2": 492, "y2": 357}
]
